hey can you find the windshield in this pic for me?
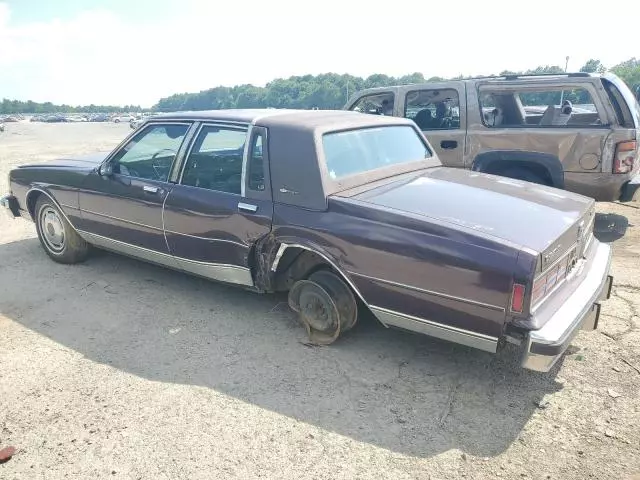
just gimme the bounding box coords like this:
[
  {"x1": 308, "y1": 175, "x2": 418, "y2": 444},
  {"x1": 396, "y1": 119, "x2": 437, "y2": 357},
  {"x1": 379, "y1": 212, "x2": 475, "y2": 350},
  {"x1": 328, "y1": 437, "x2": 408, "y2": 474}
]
[{"x1": 322, "y1": 125, "x2": 432, "y2": 180}]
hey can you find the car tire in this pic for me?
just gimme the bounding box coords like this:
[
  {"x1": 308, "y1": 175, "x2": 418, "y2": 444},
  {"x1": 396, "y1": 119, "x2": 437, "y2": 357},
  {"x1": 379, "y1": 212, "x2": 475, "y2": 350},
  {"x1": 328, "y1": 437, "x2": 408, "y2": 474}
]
[
  {"x1": 499, "y1": 167, "x2": 549, "y2": 186},
  {"x1": 34, "y1": 196, "x2": 89, "y2": 264}
]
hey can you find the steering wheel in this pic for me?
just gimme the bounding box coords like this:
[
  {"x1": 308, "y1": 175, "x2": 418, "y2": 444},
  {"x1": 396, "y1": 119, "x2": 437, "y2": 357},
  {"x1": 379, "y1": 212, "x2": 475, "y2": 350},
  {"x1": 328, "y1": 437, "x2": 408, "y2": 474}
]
[{"x1": 151, "y1": 148, "x2": 176, "y2": 180}]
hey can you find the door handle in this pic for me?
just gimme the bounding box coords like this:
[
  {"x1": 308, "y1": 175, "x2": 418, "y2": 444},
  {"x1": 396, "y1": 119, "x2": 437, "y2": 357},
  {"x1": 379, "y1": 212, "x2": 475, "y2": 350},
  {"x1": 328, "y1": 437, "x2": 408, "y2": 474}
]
[
  {"x1": 143, "y1": 185, "x2": 159, "y2": 194},
  {"x1": 238, "y1": 202, "x2": 258, "y2": 213},
  {"x1": 441, "y1": 140, "x2": 458, "y2": 149}
]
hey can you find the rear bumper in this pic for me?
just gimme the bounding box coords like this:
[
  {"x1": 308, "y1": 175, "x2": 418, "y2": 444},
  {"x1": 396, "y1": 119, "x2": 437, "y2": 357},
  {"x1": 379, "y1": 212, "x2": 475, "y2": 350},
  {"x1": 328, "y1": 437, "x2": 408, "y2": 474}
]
[
  {"x1": 522, "y1": 241, "x2": 613, "y2": 372},
  {"x1": 619, "y1": 173, "x2": 640, "y2": 202},
  {"x1": 0, "y1": 194, "x2": 21, "y2": 218}
]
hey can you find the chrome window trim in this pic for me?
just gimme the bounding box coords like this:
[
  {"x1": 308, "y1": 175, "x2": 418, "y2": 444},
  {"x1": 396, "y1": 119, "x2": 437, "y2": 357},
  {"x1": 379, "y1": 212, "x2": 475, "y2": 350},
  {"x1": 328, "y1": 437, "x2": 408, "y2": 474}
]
[
  {"x1": 77, "y1": 230, "x2": 253, "y2": 286},
  {"x1": 100, "y1": 121, "x2": 194, "y2": 182},
  {"x1": 169, "y1": 121, "x2": 201, "y2": 183},
  {"x1": 348, "y1": 270, "x2": 506, "y2": 312},
  {"x1": 370, "y1": 305, "x2": 498, "y2": 353},
  {"x1": 246, "y1": 127, "x2": 269, "y2": 196},
  {"x1": 241, "y1": 125, "x2": 254, "y2": 198},
  {"x1": 177, "y1": 122, "x2": 250, "y2": 186}
]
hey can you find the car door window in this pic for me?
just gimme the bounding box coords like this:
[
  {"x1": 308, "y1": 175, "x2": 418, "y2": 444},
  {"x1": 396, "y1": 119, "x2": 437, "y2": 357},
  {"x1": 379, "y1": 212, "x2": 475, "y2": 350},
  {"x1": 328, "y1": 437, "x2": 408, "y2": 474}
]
[
  {"x1": 349, "y1": 92, "x2": 395, "y2": 115},
  {"x1": 111, "y1": 123, "x2": 189, "y2": 181},
  {"x1": 248, "y1": 133, "x2": 265, "y2": 191},
  {"x1": 181, "y1": 125, "x2": 248, "y2": 195},
  {"x1": 404, "y1": 88, "x2": 460, "y2": 130}
]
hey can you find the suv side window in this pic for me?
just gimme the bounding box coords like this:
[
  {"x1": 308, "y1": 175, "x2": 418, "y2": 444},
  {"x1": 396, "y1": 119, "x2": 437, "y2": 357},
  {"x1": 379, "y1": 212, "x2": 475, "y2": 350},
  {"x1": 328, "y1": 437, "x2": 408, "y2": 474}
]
[
  {"x1": 111, "y1": 123, "x2": 189, "y2": 181},
  {"x1": 349, "y1": 92, "x2": 395, "y2": 115},
  {"x1": 404, "y1": 88, "x2": 460, "y2": 130},
  {"x1": 478, "y1": 86, "x2": 605, "y2": 128},
  {"x1": 181, "y1": 125, "x2": 247, "y2": 195}
]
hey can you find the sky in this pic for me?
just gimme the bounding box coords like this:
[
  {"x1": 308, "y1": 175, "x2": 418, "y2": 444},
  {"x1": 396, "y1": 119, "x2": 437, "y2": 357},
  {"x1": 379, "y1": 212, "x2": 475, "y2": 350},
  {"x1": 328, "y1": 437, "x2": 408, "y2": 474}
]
[{"x1": 1, "y1": 0, "x2": 638, "y2": 108}]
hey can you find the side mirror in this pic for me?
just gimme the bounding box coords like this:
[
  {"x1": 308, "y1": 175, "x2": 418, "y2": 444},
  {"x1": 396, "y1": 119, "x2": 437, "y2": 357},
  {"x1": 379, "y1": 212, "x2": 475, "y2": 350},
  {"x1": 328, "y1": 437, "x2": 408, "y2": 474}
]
[{"x1": 98, "y1": 162, "x2": 113, "y2": 176}]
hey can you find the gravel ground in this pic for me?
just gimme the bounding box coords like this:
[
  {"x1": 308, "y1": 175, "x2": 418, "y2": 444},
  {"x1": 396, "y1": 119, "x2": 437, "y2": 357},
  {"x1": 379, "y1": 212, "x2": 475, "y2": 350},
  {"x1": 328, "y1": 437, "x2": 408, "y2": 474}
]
[{"x1": 0, "y1": 122, "x2": 639, "y2": 480}]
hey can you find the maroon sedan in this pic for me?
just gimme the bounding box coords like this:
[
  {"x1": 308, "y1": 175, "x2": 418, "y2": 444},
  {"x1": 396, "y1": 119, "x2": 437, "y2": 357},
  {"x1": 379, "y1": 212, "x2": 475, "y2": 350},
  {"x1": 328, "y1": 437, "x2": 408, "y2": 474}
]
[{"x1": 1, "y1": 109, "x2": 613, "y2": 372}]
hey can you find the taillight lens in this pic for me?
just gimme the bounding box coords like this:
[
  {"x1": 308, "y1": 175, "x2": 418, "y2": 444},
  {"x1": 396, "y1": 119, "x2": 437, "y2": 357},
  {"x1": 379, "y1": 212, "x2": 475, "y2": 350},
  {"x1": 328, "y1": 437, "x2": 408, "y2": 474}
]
[
  {"x1": 613, "y1": 140, "x2": 636, "y2": 173},
  {"x1": 510, "y1": 283, "x2": 526, "y2": 313}
]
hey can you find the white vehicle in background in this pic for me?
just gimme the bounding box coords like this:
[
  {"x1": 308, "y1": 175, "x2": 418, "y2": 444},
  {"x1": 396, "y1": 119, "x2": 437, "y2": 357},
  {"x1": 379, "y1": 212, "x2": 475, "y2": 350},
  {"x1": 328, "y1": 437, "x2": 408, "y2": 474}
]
[{"x1": 111, "y1": 114, "x2": 135, "y2": 123}]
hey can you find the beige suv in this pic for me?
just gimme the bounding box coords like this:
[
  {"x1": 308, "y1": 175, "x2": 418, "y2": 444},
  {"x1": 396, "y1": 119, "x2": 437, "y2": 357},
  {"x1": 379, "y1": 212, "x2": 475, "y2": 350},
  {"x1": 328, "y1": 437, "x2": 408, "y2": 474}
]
[{"x1": 344, "y1": 72, "x2": 639, "y2": 202}]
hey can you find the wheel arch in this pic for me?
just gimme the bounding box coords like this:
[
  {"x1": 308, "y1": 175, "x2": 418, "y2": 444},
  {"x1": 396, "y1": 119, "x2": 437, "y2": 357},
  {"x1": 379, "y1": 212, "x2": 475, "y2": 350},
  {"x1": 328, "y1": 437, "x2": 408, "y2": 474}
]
[
  {"x1": 26, "y1": 187, "x2": 79, "y2": 233},
  {"x1": 266, "y1": 241, "x2": 371, "y2": 308},
  {"x1": 471, "y1": 150, "x2": 565, "y2": 188}
]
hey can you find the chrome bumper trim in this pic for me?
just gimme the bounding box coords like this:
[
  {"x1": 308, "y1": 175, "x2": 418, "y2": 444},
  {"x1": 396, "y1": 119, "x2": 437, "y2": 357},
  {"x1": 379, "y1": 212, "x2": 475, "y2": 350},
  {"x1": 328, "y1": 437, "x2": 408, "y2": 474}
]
[{"x1": 522, "y1": 242, "x2": 613, "y2": 372}]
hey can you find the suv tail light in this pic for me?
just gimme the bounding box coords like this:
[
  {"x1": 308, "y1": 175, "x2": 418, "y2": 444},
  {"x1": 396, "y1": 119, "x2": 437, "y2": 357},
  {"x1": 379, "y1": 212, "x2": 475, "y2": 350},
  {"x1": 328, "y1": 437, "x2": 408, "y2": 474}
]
[
  {"x1": 510, "y1": 283, "x2": 526, "y2": 313},
  {"x1": 613, "y1": 140, "x2": 637, "y2": 173}
]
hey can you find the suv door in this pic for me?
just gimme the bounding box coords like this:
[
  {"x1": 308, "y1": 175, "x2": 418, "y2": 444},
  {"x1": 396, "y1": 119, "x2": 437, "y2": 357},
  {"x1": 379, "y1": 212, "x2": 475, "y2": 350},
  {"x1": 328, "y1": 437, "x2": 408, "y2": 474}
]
[
  {"x1": 162, "y1": 123, "x2": 273, "y2": 287},
  {"x1": 78, "y1": 122, "x2": 192, "y2": 255},
  {"x1": 398, "y1": 81, "x2": 467, "y2": 168}
]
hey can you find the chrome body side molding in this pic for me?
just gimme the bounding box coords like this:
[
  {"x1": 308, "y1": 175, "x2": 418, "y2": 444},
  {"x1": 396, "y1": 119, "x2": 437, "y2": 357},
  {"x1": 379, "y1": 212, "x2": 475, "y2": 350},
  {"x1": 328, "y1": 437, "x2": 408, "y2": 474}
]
[
  {"x1": 370, "y1": 305, "x2": 499, "y2": 353},
  {"x1": 78, "y1": 230, "x2": 254, "y2": 287}
]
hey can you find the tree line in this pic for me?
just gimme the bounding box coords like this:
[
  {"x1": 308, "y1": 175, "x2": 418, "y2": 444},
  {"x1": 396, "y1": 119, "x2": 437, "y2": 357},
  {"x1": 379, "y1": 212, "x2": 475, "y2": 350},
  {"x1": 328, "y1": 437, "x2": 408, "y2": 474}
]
[
  {"x1": 1, "y1": 58, "x2": 638, "y2": 115},
  {"x1": 0, "y1": 99, "x2": 142, "y2": 115}
]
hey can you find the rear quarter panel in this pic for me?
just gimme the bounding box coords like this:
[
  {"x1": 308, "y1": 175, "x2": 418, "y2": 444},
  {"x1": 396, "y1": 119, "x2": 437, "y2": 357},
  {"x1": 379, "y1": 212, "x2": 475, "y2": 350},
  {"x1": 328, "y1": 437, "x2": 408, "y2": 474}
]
[{"x1": 273, "y1": 199, "x2": 524, "y2": 340}]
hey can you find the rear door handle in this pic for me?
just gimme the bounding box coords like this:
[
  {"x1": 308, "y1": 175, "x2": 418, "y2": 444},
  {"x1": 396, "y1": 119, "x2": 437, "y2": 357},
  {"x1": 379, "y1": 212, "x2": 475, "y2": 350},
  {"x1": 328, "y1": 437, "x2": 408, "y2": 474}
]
[
  {"x1": 238, "y1": 202, "x2": 258, "y2": 213},
  {"x1": 143, "y1": 185, "x2": 159, "y2": 194},
  {"x1": 441, "y1": 140, "x2": 458, "y2": 149}
]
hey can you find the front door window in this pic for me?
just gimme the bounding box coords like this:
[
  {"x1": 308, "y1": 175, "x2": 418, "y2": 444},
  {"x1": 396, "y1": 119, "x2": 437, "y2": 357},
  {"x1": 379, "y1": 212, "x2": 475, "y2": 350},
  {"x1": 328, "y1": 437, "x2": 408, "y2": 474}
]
[{"x1": 110, "y1": 123, "x2": 190, "y2": 181}]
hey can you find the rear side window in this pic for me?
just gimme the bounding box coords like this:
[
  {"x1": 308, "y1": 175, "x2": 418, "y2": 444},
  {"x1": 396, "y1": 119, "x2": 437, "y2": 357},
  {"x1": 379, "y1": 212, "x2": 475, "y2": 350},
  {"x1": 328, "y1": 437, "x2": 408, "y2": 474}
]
[
  {"x1": 404, "y1": 88, "x2": 461, "y2": 130},
  {"x1": 349, "y1": 92, "x2": 395, "y2": 116},
  {"x1": 478, "y1": 85, "x2": 605, "y2": 128},
  {"x1": 181, "y1": 126, "x2": 247, "y2": 194},
  {"x1": 322, "y1": 125, "x2": 431, "y2": 179}
]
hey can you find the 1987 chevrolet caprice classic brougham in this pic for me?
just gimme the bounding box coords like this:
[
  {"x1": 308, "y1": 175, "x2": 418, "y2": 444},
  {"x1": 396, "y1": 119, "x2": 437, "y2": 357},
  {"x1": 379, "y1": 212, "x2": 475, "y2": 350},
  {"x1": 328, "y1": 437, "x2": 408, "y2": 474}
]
[{"x1": 1, "y1": 109, "x2": 613, "y2": 372}]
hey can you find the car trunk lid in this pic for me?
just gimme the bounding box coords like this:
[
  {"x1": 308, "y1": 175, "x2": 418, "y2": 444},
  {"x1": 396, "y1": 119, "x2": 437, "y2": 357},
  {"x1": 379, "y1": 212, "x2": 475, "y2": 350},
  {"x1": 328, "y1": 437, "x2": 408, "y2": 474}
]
[{"x1": 335, "y1": 167, "x2": 595, "y2": 255}]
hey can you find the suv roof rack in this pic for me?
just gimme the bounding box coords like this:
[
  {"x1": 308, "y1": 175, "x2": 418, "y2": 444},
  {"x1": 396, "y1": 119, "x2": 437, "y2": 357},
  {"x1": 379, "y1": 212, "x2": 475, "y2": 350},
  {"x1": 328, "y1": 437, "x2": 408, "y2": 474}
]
[{"x1": 498, "y1": 72, "x2": 593, "y2": 80}]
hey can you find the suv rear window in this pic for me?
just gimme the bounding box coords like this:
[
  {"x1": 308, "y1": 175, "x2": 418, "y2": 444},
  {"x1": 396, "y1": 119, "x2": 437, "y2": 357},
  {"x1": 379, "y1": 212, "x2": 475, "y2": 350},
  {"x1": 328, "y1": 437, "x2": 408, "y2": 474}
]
[
  {"x1": 478, "y1": 85, "x2": 605, "y2": 128},
  {"x1": 322, "y1": 126, "x2": 432, "y2": 180}
]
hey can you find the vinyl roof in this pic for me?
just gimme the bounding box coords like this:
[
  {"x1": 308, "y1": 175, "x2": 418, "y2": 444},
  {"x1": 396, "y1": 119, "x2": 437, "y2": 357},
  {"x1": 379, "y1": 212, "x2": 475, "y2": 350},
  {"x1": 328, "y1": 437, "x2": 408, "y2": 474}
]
[{"x1": 150, "y1": 108, "x2": 415, "y2": 130}]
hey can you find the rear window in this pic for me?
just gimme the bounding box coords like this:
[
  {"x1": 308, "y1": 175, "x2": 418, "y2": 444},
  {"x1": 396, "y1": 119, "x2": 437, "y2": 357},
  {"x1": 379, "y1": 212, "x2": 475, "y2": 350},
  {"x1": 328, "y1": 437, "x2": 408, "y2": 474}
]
[{"x1": 322, "y1": 125, "x2": 432, "y2": 180}]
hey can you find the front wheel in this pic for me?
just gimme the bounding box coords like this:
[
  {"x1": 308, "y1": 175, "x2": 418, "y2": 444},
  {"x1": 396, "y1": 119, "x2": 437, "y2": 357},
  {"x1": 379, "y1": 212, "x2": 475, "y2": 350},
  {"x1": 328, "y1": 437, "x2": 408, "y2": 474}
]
[{"x1": 34, "y1": 196, "x2": 89, "y2": 264}]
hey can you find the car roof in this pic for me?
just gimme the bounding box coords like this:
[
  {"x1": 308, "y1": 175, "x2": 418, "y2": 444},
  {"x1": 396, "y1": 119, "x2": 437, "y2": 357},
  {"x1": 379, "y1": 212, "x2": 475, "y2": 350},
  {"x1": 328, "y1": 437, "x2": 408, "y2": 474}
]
[{"x1": 149, "y1": 108, "x2": 415, "y2": 130}]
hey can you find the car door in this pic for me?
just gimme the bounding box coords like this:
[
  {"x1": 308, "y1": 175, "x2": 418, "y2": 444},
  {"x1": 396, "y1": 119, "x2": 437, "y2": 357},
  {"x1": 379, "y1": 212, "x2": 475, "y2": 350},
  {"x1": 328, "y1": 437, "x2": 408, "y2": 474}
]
[
  {"x1": 398, "y1": 82, "x2": 467, "y2": 168},
  {"x1": 77, "y1": 122, "x2": 193, "y2": 256},
  {"x1": 162, "y1": 123, "x2": 273, "y2": 287}
]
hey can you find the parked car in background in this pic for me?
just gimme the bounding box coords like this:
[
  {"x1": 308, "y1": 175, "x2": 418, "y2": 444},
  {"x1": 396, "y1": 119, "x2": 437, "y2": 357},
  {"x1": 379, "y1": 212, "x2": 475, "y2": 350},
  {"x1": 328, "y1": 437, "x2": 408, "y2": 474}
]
[
  {"x1": 0, "y1": 121, "x2": 4, "y2": 132},
  {"x1": 1, "y1": 109, "x2": 613, "y2": 372},
  {"x1": 112, "y1": 114, "x2": 134, "y2": 123},
  {"x1": 345, "y1": 72, "x2": 640, "y2": 203}
]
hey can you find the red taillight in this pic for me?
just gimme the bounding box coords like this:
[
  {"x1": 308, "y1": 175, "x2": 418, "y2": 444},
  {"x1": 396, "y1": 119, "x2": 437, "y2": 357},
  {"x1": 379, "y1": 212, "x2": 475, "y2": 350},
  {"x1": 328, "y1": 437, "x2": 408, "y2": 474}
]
[
  {"x1": 511, "y1": 283, "x2": 526, "y2": 313},
  {"x1": 613, "y1": 140, "x2": 636, "y2": 174}
]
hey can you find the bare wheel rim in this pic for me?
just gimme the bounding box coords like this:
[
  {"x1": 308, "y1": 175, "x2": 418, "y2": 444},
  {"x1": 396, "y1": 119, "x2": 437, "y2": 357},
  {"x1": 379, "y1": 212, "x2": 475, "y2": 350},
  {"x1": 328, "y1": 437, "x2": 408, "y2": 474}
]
[{"x1": 39, "y1": 206, "x2": 65, "y2": 253}]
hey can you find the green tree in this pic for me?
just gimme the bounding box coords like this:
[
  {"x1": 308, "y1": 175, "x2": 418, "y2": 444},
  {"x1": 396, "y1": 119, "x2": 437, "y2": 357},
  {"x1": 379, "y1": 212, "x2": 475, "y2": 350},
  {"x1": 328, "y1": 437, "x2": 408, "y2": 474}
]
[{"x1": 580, "y1": 59, "x2": 606, "y2": 74}]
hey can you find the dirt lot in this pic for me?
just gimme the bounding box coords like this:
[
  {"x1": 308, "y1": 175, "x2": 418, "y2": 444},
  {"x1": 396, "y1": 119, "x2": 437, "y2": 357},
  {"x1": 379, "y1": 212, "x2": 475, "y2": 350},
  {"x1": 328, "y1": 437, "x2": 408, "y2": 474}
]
[{"x1": 1, "y1": 122, "x2": 639, "y2": 480}]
